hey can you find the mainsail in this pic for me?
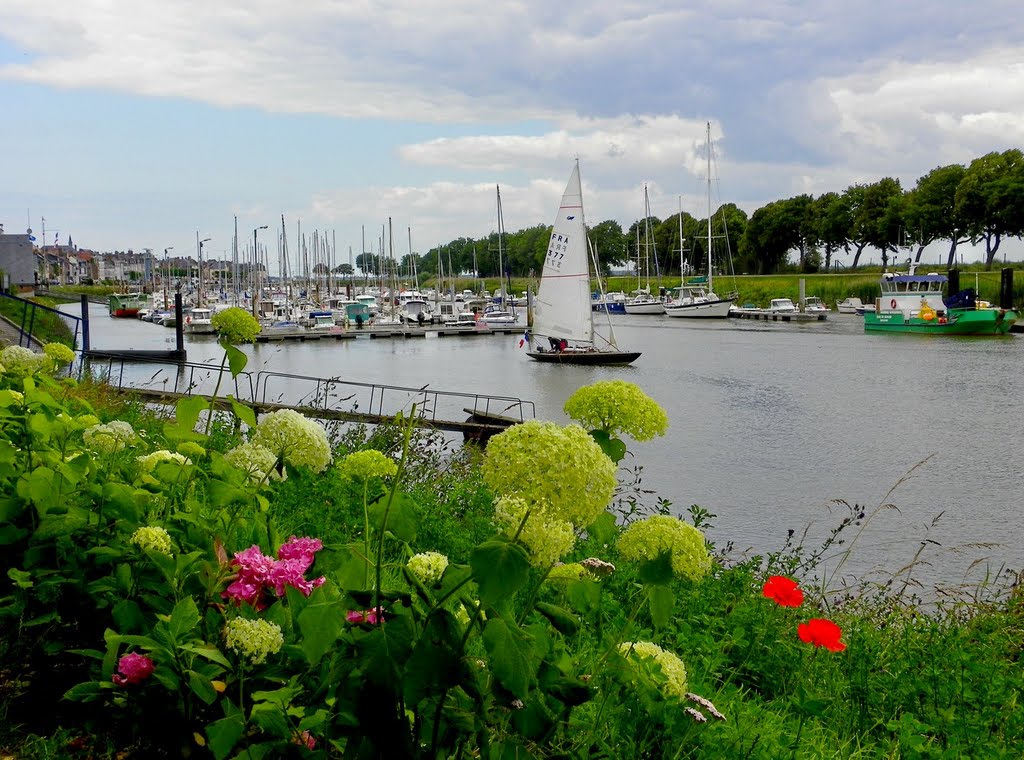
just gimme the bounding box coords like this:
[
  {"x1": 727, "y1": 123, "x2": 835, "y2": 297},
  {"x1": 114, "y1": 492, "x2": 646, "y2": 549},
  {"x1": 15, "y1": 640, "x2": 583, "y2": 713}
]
[{"x1": 532, "y1": 163, "x2": 594, "y2": 344}]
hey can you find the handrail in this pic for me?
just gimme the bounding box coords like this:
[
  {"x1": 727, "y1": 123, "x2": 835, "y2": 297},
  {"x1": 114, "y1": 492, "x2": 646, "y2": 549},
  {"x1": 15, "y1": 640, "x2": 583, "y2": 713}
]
[
  {"x1": 0, "y1": 291, "x2": 82, "y2": 348},
  {"x1": 69, "y1": 351, "x2": 535, "y2": 429}
]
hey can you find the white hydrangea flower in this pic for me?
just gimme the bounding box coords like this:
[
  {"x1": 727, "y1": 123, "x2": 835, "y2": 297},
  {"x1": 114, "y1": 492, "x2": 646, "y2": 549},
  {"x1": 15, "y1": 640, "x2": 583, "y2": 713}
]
[
  {"x1": 224, "y1": 441, "x2": 283, "y2": 483},
  {"x1": 407, "y1": 551, "x2": 449, "y2": 585},
  {"x1": 225, "y1": 617, "x2": 284, "y2": 664},
  {"x1": 83, "y1": 420, "x2": 137, "y2": 453},
  {"x1": 251, "y1": 409, "x2": 331, "y2": 473}
]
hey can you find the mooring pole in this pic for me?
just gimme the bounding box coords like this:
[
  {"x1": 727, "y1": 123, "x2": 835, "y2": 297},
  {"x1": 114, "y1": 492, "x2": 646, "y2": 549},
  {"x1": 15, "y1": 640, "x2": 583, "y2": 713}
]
[
  {"x1": 80, "y1": 294, "x2": 90, "y2": 352},
  {"x1": 174, "y1": 293, "x2": 184, "y2": 354}
]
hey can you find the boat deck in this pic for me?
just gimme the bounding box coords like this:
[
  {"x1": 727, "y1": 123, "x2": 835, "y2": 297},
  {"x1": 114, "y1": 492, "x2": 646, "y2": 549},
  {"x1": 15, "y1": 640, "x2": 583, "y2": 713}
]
[{"x1": 729, "y1": 310, "x2": 828, "y2": 322}]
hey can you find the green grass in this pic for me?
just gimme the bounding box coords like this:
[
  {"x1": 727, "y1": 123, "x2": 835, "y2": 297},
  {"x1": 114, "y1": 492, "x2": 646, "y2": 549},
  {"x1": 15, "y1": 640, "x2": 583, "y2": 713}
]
[{"x1": 0, "y1": 294, "x2": 77, "y2": 347}]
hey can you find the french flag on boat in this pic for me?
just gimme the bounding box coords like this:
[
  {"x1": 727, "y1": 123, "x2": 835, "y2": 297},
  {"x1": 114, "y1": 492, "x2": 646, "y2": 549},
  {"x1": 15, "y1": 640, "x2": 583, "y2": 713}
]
[{"x1": 518, "y1": 330, "x2": 529, "y2": 348}]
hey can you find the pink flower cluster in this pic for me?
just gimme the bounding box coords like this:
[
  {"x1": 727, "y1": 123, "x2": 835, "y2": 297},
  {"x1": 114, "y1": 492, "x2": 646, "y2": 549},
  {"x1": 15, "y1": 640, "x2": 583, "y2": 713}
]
[
  {"x1": 112, "y1": 652, "x2": 155, "y2": 686},
  {"x1": 223, "y1": 536, "x2": 325, "y2": 610},
  {"x1": 346, "y1": 607, "x2": 384, "y2": 625}
]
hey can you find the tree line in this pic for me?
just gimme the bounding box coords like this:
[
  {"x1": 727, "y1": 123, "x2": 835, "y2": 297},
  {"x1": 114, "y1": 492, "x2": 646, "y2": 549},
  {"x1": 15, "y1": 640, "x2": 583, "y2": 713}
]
[{"x1": 355, "y1": 148, "x2": 1023, "y2": 279}]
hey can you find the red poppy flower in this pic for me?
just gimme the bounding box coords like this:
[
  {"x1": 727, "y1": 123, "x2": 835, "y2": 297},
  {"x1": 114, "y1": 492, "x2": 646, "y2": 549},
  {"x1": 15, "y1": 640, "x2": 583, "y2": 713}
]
[
  {"x1": 797, "y1": 618, "x2": 846, "y2": 652},
  {"x1": 762, "y1": 575, "x2": 804, "y2": 607}
]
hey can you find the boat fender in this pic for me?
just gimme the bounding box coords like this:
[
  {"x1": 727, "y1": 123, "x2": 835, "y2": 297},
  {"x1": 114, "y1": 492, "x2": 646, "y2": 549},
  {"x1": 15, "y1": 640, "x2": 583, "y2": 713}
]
[
  {"x1": 938, "y1": 316, "x2": 947, "y2": 324},
  {"x1": 186, "y1": 316, "x2": 191, "y2": 324},
  {"x1": 890, "y1": 299, "x2": 897, "y2": 309}
]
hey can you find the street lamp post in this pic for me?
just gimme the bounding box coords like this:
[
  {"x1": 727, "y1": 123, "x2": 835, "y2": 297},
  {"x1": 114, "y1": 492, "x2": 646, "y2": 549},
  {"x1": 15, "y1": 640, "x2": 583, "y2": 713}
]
[
  {"x1": 252, "y1": 225, "x2": 268, "y2": 317},
  {"x1": 163, "y1": 247, "x2": 174, "y2": 306},
  {"x1": 198, "y1": 237, "x2": 211, "y2": 306}
]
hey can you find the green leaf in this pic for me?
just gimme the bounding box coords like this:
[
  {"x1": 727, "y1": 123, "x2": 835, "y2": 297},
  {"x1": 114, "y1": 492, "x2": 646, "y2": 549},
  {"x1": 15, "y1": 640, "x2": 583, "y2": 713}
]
[
  {"x1": 225, "y1": 344, "x2": 249, "y2": 378},
  {"x1": 168, "y1": 597, "x2": 201, "y2": 641},
  {"x1": 403, "y1": 610, "x2": 462, "y2": 704},
  {"x1": 482, "y1": 618, "x2": 534, "y2": 700},
  {"x1": 179, "y1": 643, "x2": 232, "y2": 669},
  {"x1": 206, "y1": 477, "x2": 249, "y2": 508},
  {"x1": 101, "y1": 482, "x2": 144, "y2": 522},
  {"x1": 471, "y1": 540, "x2": 531, "y2": 609},
  {"x1": 0, "y1": 496, "x2": 25, "y2": 522},
  {"x1": 368, "y1": 493, "x2": 418, "y2": 543},
  {"x1": 297, "y1": 591, "x2": 345, "y2": 666},
  {"x1": 229, "y1": 396, "x2": 258, "y2": 429},
  {"x1": 647, "y1": 585, "x2": 675, "y2": 630},
  {"x1": 64, "y1": 681, "x2": 113, "y2": 703},
  {"x1": 637, "y1": 549, "x2": 675, "y2": 586},
  {"x1": 188, "y1": 670, "x2": 218, "y2": 705},
  {"x1": 534, "y1": 602, "x2": 579, "y2": 636},
  {"x1": 585, "y1": 510, "x2": 617, "y2": 544},
  {"x1": 175, "y1": 395, "x2": 208, "y2": 432},
  {"x1": 7, "y1": 568, "x2": 33, "y2": 589},
  {"x1": 250, "y1": 701, "x2": 289, "y2": 739},
  {"x1": 206, "y1": 714, "x2": 246, "y2": 760},
  {"x1": 589, "y1": 430, "x2": 627, "y2": 463}
]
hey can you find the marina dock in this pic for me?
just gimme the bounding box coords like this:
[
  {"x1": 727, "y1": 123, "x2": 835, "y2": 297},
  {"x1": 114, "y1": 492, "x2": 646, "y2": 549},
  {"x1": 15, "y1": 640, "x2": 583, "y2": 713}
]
[{"x1": 254, "y1": 324, "x2": 525, "y2": 342}]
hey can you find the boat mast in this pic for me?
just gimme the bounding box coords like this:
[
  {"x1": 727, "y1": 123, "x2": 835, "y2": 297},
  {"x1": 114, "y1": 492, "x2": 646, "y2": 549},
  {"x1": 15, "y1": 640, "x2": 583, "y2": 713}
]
[
  {"x1": 706, "y1": 121, "x2": 713, "y2": 294},
  {"x1": 678, "y1": 195, "x2": 686, "y2": 286},
  {"x1": 496, "y1": 185, "x2": 505, "y2": 308}
]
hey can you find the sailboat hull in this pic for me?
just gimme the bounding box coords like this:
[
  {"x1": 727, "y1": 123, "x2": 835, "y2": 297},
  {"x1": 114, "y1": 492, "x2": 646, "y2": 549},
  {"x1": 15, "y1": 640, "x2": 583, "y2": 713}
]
[
  {"x1": 526, "y1": 350, "x2": 641, "y2": 366},
  {"x1": 663, "y1": 298, "x2": 735, "y2": 318}
]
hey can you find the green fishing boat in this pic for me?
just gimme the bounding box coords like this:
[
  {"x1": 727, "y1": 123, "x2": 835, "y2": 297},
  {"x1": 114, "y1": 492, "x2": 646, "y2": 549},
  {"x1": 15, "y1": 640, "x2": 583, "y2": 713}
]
[{"x1": 863, "y1": 266, "x2": 1016, "y2": 335}]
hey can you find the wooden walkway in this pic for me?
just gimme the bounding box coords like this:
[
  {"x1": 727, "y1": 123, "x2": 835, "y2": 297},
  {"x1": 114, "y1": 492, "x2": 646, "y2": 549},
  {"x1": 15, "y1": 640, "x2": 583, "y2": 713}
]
[{"x1": 82, "y1": 355, "x2": 535, "y2": 441}]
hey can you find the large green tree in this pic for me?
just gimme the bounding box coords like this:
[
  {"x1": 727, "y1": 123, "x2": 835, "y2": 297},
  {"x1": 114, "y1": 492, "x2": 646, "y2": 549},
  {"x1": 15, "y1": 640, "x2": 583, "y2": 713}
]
[
  {"x1": 849, "y1": 179, "x2": 903, "y2": 268},
  {"x1": 954, "y1": 149, "x2": 1024, "y2": 269},
  {"x1": 810, "y1": 192, "x2": 852, "y2": 270},
  {"x1": 902, "y1": 164, "x2": 967, "y2": 266}
]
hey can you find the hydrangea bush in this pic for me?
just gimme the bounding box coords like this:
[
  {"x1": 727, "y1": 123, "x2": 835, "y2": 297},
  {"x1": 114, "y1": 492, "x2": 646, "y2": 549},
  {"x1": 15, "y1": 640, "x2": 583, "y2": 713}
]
[{"x1": 0, "y1": 369, "x2": 884, "y2": 758}]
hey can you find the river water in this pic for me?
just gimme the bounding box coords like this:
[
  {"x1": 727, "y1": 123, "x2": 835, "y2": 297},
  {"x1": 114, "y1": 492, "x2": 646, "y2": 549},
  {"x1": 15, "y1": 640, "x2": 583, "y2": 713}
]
[{"x1": 66, "y1": 302, "x2": 1024, "y2": 591}]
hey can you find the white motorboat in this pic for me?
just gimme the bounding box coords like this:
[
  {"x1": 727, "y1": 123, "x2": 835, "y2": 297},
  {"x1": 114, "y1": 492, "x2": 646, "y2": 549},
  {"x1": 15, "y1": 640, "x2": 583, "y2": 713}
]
[{"x1": 184, "y1": 307, "x2": 216, "y2": 334}]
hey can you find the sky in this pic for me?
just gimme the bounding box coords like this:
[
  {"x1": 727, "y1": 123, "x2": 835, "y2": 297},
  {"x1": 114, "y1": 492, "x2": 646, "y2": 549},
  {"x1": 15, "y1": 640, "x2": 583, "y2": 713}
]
[{"x1": 2, "y1": 0, "x2": 1023, "y2": 270}]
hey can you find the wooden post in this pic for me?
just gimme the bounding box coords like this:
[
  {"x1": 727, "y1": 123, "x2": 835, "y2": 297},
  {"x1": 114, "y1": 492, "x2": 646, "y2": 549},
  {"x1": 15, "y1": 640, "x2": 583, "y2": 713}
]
[{"x1": 80, "y1": 294, "x2": 90, "y2": 351}]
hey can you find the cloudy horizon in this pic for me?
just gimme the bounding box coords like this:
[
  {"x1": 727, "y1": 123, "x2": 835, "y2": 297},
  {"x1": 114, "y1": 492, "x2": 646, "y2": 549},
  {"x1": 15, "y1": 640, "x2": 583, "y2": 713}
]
[{"x1": 3, "y1": 1, "x2": 1023, "y2": 266}]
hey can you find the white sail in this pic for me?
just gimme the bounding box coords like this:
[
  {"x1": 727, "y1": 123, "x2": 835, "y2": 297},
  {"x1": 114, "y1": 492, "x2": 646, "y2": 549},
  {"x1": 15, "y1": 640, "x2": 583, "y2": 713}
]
[{"x1": 532, "y1": 163, "x2": 594, "y2": 344}]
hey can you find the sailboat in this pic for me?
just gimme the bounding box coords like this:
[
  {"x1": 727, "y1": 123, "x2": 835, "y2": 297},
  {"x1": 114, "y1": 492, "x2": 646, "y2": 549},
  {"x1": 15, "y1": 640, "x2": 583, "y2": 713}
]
[
  {"x1": 663, "y1": 122, "x2": 737, "y2": 318},
  {"x1": 526, "y1": 162, "x2": 641, "y2": 365},
  {"x1": 623, "y1": 184, "x2": 665, "y2": 315}
]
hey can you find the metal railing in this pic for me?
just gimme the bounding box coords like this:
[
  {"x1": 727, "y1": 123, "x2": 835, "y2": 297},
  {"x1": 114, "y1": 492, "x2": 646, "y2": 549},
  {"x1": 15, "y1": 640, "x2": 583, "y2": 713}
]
[
  {"x1": 0, "y1": 291, "x2": 82, "y2": 348},
  {"x1": 71, "y1": 352, "x2": 535, "y2": 429}
]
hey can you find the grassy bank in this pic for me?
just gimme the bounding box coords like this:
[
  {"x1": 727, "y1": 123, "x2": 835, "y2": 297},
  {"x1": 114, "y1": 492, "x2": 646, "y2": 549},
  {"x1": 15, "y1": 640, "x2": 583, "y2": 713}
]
[
  {"x1": 430, "y1": 268, "x2": 1023, "y2": 310},
  {"x1": 0, "y1": 293, "x2": 77, "y2": 347},
  {"x1": 1, "y1": 348, "x2": 1021, "y2": 758}
]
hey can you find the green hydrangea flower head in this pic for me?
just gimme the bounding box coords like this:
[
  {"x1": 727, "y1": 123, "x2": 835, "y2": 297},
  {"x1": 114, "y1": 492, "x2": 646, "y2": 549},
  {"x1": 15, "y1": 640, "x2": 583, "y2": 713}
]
[
  {"x1": 617, "y1": 515, "x2": 711, "y2": 581},
  {"x1": 546, "y1": 562, "x2": 586, "y2": 581},
  {"x1": 210, "y1": 307, "x2": 261, "y2": 344},
  {"x1": 482, "y1": 420, "x2": 615, "y2": 528},
  {"x1": 252, "y1": 409, "x2": 332, "y2": 473},
  {"x1": 83, "y1": 420, "x2": 137, "y2": 453},
  {"x1": 564, "y1": 380, "x2": 668, "y2": 441},
  {"x1": 130, "y1": 526, "x2": 174, "y2": 556},
  {"x1": 176, "y1": 441, "x2": 206, "y2": 459},
  {"x1": 137, "y1": 449, "x2": 191, "y2": 471},
  {"x1": 407, "y1": 551, "x2": 449, "y2": 585},
  {"x1": 619, "y1": 641, "x2": 688, "y2": 699},
  {"x1": 494, "y1": 495, "x2": 575, "y2": 567},
  {"x1": 337, "y1": 449, "x2": 398, "y2": 481},
  {"x1": 43, "y1": 342, "x2": 76, "y2": 365},
  {"x1": 0, "y1": 345, "x2": 48, "y2": 377},
  {"x1": 225, "y1": 617, "x2": 284, "y2": 664},
  {"x1": 224, "y1": 441, "x2": 283, "y2": 483}
]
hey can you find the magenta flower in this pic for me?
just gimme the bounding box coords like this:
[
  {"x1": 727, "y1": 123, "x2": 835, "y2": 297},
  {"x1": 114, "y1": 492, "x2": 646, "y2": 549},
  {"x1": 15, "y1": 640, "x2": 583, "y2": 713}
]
[
  {"x1": 346, "y1": 607, "x2": 384, "y2": 625},
  {"x1": 112, "y1": 652, "x2": 154, "y2": 686},
  {"x1": 223, "y1": 538, "x2": 325, "y2": 609}
]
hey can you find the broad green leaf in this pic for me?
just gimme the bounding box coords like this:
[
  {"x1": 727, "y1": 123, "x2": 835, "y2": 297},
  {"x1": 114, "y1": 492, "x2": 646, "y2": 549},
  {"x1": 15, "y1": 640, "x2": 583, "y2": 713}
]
[
  {"x1": 33, "y1": 511, "x2": 89, "y2": 541},
  {"x1": 368, "y1": 493, "x2": 418, "y2": 543},
  {"x1": 225, "y1": 343, "x2": 249, "y2": 378},
  {"x1": 7, "y1": 568, "x2": 33, "y2": 589},
  {"x1": 207, "y1": 477, "x2": 249, "y2": 508},
  {"x1": 64, "y1": 681, "x2": 113, "y2": 703},
  {"x1": 249, "y1": 701, "x2": 289, "y2": 738},
  {"x1": 585, "y1": 510, "x2": 617, "y2": 544},
  {"x1": 180, "y1": 643, "x2": 232, "y2": 669},
  {"x1": 589, "y1": 430, "x2": 627, "y2": 463},
  {"x1": 169, "y1": 596, "x2": 201, "y2": 640},
  {"x1": 188, "y1": 670, "x2": 218, "y2": 705},
  {"x1": 101, "y1": 482, "x2": 144, "y2": 522},
  {"x1": 471, "y1": 540, "x2": 531, "y2": 609},
  {"x1": 297, "y1": 593, "x2": 345, "y2": 666},
  {"x1": 175, "y1": 395, "x2": 209, "y2": 432},
  {"x1": 482, "y1": 618, "x2": 534, "y2": 700},
  {"x1": 229, "y1": 396, "x2": 257, "y2": 429},
  {"x1": 111, "y1": 600, "x2": 145, "y2": 633},
  {"x1": 206, "y1": 714, "x2": 246, "y2": 760},
  {"x1": 647, "y1": 584, "x2": 674, "y2": 630},
  {"x1": 637, "y1": 550, "x2": 675, "y2": 586},
  {"x1": 0, "y1": 496, "x2": 25, "y2": 522},
  {"x1": 534, "y1": 602, "x2": 579, "y2": 636},
  {"x1": 403, "y1": 610, "x2": 462, "y2": 704}
]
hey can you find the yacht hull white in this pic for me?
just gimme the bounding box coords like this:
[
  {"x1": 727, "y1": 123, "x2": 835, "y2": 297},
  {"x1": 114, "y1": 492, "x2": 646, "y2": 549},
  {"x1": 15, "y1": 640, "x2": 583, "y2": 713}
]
[{"x1": 663, "y1": 299, "x2": 735, "y2": 318}]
